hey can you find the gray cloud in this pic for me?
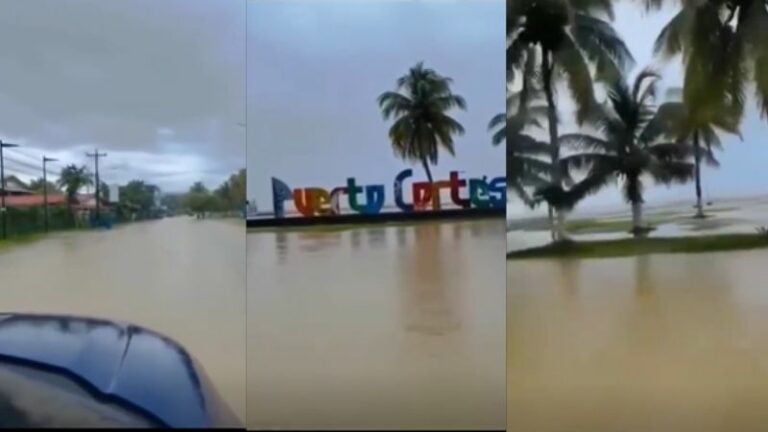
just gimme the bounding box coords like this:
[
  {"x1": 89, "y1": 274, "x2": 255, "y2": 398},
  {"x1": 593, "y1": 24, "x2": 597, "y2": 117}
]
[{"x1": 0, "y1": 0, "x2": 245, "y2": 192}]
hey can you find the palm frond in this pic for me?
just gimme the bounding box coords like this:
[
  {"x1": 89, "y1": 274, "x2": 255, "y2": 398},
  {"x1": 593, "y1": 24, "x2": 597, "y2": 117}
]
[
  {"x1": 572, "y1": 13, "x2": 635, "y2": 83},
  {"x1": 553, "y1": 35, "x2": 595, "y2": 124},
  {"x1": 654, "y1": 8, "x2": 692, "y2": 59},
  {"x1": 559, "y1": 133, "x2": 612, "y2": 152}
]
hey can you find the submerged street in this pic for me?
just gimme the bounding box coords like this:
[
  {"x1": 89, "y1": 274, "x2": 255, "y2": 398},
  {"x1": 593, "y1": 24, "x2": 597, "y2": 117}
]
[
  {"x1": 0, "y1": 217, "x2": 246, "y2": 422},
  {"x1": 248, "y1": 219, "x2": 506, "y2": 429}
]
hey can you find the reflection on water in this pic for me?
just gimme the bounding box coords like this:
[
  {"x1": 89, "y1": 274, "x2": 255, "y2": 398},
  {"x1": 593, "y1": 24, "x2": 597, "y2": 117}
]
[
  {"x1": 249, "y1": 220, "x2": 505, "y2": 429},
  {"x1": 509, "y1": 250, "x2": 768, "y2": 431},
  {"x1": 0, "y1": 218, "x2": 245, "y2": 423}
]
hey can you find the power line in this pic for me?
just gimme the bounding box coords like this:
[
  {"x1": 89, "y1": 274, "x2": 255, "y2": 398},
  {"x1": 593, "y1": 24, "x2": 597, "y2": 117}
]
[
  {"x1": 6, "y1": 148, "x2": 44, "y2": 165},
  {"x1": 86, "y1": 149, "x2": 107, "y2": 218},
  {"x1": 4, "y1": 157, "x2": 45, "y2": 174}
]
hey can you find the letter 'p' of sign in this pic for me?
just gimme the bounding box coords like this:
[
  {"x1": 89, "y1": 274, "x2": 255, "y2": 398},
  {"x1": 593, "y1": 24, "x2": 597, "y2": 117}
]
[{"x1": 270, "y1": 171, "x2": 506, "y2": 218}]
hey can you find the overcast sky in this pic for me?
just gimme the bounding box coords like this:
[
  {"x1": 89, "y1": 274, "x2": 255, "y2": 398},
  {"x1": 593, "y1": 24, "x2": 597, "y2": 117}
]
[
  {"x1": 247, "y1": 0, "x2": 506, "y2": 210},
  {"x1": 509, "y1": 0, "x2": 768, "y2": 217},
  {"x1": 0, "y1": 0, "x2": 245, "y2": 193}
]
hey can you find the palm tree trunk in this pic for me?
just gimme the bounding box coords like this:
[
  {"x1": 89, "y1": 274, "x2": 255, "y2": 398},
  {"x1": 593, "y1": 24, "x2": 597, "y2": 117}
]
[
  {"x1": 693, "y1": 130, "x2": 704, "y2": 218},
  {"x1": 631, "y1": 200, "x2": 643, "y2": 236},
  {"x1": 547, "y1": 205, "x2": 555, "y2": 241},
  {"x1": 542, "y1": 50, "x2": 565, "y2": 241},
  {"x1": 421, "y1": 158, "x2": 440, "y2": 210}
]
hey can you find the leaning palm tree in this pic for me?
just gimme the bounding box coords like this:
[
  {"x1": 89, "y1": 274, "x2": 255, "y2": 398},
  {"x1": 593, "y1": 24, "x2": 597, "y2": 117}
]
[
  {"x1": 57, "y1": 164, "x2": 92, "y2": 215},
  {"x1": 378, "y1": 62, "x2": 466, "y2": 207},
  {"x1": 509, "y1": 0, "x2": 634, "y2": 240},
  {"x1": 554, "y1": 70, "x2": 694, "y2": 237},
  {"x1": 651, "y1": 0, "x2": 766, "y2": 123}
]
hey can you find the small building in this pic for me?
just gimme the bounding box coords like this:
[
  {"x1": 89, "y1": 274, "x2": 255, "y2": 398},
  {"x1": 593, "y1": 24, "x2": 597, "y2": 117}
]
[
  {"x1": 0, "y1": 176, "x2": 33, "y2": 196},
  {"x1": 3, "y1": 194, "x2": 68, "y2": 208}
]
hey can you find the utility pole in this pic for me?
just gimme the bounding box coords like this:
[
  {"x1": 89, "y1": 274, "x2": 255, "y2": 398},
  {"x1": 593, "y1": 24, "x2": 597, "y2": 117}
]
[
  {"x1": 43, "y1": 156, "x2": 58, "y2": 233},
  {"x1": 0, "y1": 140, "x2": 20, "y2": 240},
  {"x1": 86, "y1": 149, "x2": 107, "y2": 222}
]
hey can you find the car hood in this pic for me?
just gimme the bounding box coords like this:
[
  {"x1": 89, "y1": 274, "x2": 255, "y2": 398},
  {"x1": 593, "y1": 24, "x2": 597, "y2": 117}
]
[{"x1": 0, "y1": 313, "x2": 240, "y2": 428}]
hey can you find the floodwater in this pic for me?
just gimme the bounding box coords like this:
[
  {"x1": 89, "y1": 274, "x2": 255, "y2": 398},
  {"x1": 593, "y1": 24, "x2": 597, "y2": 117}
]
[
  {"x1": 0, "y1": 217, "x2": 246, "y2": 423},
  {"x1": 509, "y1": 250, "x2": 768, "y2": 431},
  {"x1": 248, "y1": 220, "x2": 506, "y2": 429}
]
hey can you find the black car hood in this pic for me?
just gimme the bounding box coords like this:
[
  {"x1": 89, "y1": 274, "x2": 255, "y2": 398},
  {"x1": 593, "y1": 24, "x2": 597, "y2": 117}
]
[{"x1": 0, "y1": 313, "x2": 240, "y2": 428}]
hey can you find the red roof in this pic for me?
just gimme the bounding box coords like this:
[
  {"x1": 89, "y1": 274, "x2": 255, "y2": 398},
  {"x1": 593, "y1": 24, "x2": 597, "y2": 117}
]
[{"x1": 3, "y1": 194, "x2": 67, "y2": 208}]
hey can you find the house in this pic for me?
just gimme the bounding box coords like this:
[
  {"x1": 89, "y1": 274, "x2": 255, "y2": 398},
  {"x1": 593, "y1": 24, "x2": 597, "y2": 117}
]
[
  {"x1": 0, "y1": 176, "x2": 33, "y2": 196},
  {"x1": 3, "y1": 194, "x2": 67, "y2": 208},
  {"x1": 74, "y1": 194, "x2": 111, "y2": 211}
]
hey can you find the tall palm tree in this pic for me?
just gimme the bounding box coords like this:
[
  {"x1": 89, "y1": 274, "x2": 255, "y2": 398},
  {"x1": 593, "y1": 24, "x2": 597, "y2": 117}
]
[
  {"x1": 656, "y1": 98, "x2": 741, "y2": 218},
  {"x1": 378, "y1": 62, "x2": 467, "y2": 205},
  {"x1": 651, "y1": 0, "x2": 766, "y2": 123},
  {"x1": 57, "y1": 164, "x2": 92, "y2": 214},
  {"x1": 490, "y1": 112, "x2": 551, "y2": 208},
  {"x1": 509, "y1": 0, "x2": 634, "y2": 240},
  {"x1": 494, "y1": 72, "x2": 552, "y2": 209},
  {"x1": 554, "y1": 70, "x2": 694, "y2": 236}
]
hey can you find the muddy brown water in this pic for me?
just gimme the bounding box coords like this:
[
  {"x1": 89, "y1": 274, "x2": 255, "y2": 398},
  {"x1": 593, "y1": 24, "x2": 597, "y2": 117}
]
[
  {"x1": 0, "y1": 217, "x2": 246, "y2": 423},
  {"x1": 248, "y1": 219, "x2": 506, "y2": 429},
  {"x1": 509, "y1": 250, "x2": 768, "y2": 432}
]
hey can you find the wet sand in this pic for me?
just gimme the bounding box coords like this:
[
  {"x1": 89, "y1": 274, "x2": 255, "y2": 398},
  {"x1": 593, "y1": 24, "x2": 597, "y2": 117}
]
[
  {"x1": 0, "y1": 217, "x2": 245, "y2": 422},
  {"x1": 248, "y1": 220, "x2": 506, "y2": 429},
  {"x1": 508, "y1": 250, "x2": 768, "y2": 431}
]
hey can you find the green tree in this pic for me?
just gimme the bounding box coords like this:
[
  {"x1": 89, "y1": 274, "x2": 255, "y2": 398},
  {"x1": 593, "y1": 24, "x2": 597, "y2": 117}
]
[
  {"x1": 551, "y1": 70, "x2": 694, "y2": 237},
  {"x1": 119, "y1": 180, "x2": 158, "y2": 218},
  {"x1": 57, "y1": 165, "x2": 92, "y2": 213},
  {"x1": 184, "y1": 182, "x2": 216, "y2": 217},
  {"x1": 377, "y1": 62, "x2": 467, "y2": 190},
  {"x1": 509, "y1": 0, "x2": 634, "y2": 240},
  {"x1": 28, "y1": 178, "x2": 60, "y2": 194},
  {"x1": 213, "y1": 169, "x2": 247, "y2": 211},
  {"x1": 229, "y1": 169, "x2": 246, "y2": 208}
]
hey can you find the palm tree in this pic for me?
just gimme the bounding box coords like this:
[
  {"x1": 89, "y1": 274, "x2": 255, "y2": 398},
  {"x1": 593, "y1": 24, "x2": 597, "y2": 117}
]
[
  {"x1": 555, "y1": 70, "x2": 694, "y2": 236},
  {"x1": 378, "y1": 62, "x2": 466, "y2": 208},
  {"x1": 493, "y1": 76, "x2": 551, "y2": 208},
  {"x1": 509, "y1": 0, "x2": 634, "y2": 240},
  {"x1": 650, "y1": 0, "x2": 767, "y2": 122},
  {"x1": 57, "y1": 164, "x2": 92, "y2": 214},
  {"x1": 655, "y1": 97, "x2": 741, "y2": 218},
  {"x1": 490, "y1": 113, "x2": 551, "y2": 208}
]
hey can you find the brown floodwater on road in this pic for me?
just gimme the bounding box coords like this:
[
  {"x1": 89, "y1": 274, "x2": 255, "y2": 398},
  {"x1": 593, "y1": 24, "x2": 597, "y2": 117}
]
[
  {"x1": 509, "y1": 250, "x2": 768, "y2": 432},
  {"x1": 0, "y1": 217, "x2": 246, "y2": 422},
  {"x1": 248, "y1": 219, "x2": 506, "y2": 430}
]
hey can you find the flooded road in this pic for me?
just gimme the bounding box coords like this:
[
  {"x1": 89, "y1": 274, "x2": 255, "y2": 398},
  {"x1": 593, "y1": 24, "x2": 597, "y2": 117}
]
[
  {"x1": 509, "y1": 250, "x2": 768, "y2": 432},
  {"x1": 0, "y1": 217, "x2": 245, "y2": 422},
  {"x1": 248, "y1": 220, "x2": 506, "y2": 429}
]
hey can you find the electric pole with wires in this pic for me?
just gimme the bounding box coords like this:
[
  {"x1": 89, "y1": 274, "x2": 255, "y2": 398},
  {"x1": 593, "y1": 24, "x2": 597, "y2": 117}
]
[
  {"x1": 43, "y1": 156, "x2": 58, "y2": 233},
  {"x1": 0, "y1": 140, "x2": 20, "y2": 239},
  {"x1": 86, "y1": 149, "x2": 107, "y2": 222}
]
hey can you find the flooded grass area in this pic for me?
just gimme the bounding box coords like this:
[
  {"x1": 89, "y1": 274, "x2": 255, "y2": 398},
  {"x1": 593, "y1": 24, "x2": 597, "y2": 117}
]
[
  {"x1": 0, "y1": 217, "x2": 246, "y2": 422},
  {"x1": 248, "y1": 219, "x2": 505, "y2": 429},
  {"x1": 508, "y1": 234, "x2": 768, "y2": 259},
  {"x1": 508, "y1": 199, "x2": 768, "y2": 254}
]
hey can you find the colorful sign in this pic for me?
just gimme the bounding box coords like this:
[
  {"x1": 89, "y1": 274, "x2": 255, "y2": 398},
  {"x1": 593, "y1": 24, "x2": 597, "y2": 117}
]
[{"x1": 272, "y1": 169, "x2": 506, "y2": 217}]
